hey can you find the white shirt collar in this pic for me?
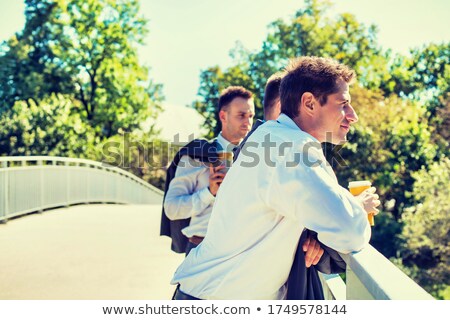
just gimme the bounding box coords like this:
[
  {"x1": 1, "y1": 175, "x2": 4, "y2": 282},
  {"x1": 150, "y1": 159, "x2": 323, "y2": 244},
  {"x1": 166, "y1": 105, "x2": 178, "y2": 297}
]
[
  {"x1": 216, "y1": 132, "x2": 238, "y2": 152},
  {"x1": 276, "y1": 113, "x2": 321, "y2": 144}
]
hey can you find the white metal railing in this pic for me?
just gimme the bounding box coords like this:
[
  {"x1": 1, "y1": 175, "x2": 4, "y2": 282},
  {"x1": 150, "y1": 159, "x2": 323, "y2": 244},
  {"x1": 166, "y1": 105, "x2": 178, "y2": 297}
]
[
  {"x1": 0, "y1": 156, "x2": 163, "y2": 222},
  {"x1": 319, "y1": 245, "x2": 434, "y2": 300}
]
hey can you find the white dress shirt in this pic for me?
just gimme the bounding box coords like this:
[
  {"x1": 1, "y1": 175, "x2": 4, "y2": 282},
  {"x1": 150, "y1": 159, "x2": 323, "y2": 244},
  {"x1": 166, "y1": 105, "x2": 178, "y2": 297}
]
[
  {"x1": 171, "y1": 113, "x2": 371, "y2": 299},
  {"x1": 163, "y1": 133, "x2": 237, "y2": 238}
]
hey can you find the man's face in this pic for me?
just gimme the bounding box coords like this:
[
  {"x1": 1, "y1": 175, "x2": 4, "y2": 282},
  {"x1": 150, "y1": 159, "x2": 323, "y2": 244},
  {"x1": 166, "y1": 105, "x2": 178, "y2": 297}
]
[
  {"x1": 314, "y1": 80, "x2": 358, "y2": 145},
  {"x1": 220, "y1": 97, "x2": 255, "y2": 144}
]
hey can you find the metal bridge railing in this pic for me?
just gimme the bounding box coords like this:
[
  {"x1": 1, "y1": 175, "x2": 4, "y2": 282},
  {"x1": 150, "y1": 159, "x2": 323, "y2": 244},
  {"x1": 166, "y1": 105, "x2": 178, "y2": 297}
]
[{"x1": 0, "y1": 156, "x2": 163, "y2": 222}]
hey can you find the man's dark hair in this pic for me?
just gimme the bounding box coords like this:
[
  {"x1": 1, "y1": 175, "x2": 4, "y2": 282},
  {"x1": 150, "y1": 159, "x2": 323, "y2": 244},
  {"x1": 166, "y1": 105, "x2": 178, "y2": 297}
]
[
  {"x1": 280, "y1": 56, "x2": 355, "y2": 119},
  {"x1": 218, "y1": 86, "x2": 253, "y2": 112},
  {"x1": 263, "y1": 72, "x2": 285, "y2": 119}
]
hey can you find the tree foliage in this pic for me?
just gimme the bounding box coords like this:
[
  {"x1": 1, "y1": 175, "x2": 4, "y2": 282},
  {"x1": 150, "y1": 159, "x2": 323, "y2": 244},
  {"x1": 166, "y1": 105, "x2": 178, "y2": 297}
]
[
  {"x1": 0, "y1": 0, "x2": 162, "y2": 148},
  {"x1": 0, "y1": 95, "x2": 97, "y2": 157},
  {"x1": 399, "y1": 158, "x2": 450, "y2": 299},
  {"x1": 386, "y1": 43, "x2": 450, "y2": 157}
]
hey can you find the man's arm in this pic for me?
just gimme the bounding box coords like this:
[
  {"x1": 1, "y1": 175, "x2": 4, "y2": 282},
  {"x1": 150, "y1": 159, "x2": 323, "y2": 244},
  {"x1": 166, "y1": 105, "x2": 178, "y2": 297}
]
[
  {"x1": 163, "y1": 156, "x2": 216, "y2": 220},
  {"x1": 266, "y1": 147, "x2": 371, "y2": 254}
]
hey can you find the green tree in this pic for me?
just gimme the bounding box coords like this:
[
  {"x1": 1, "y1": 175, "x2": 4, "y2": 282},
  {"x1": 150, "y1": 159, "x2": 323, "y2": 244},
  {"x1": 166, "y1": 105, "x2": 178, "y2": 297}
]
[
  {"x1": 386, "y1": 43, "x2": 450, "y2": 99},
  {"x1": 399, "y1": 158, "x2": 450, "y2": 299},
  {"x1": 0, "y1": 1, "x2": 74, "y2": 112},
  {"x1": 255, "y1": 0, "x2": 390, "y2": 89},
  {"x1": 0, "y1": 0, "x2": 162, "y2": 145},
  {"x1": 0, "y1": 95, "x2": 98, "y2": 158},
  {"x1": 385, "y1": 43, "x2": 450, "y2": 158}
]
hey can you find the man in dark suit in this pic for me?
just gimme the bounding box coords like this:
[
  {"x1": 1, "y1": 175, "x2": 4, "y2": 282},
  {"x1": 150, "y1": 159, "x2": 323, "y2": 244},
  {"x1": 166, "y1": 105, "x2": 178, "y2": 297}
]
[{"x1": 162, "y1": 86, "x2": 255, "y2": 255}]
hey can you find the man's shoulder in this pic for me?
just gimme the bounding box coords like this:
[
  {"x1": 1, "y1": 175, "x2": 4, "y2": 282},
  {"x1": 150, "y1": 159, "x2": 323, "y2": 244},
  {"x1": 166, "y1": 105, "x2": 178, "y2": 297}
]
[
  {"x1": 244, "y1": 120, "x2": 322, "y2": 162},
  {"x1": 177, "y1": 154, "x2": 208, "y2": 164},
  {"x1": 181, "y1": 138, "x2": 217, "y2": 152},
  {"x1": 260, "y1": 120, "x2": 315, "y2": 143},
  {"x1": 178, "y1": 138, "x2": 218, "y2": 160},
  {"x1": 250, "y1": 120, "x2": 298, "y2": 142},
  {"x1": 252, "y1": 119, "x2": 265, "y2": 129}
]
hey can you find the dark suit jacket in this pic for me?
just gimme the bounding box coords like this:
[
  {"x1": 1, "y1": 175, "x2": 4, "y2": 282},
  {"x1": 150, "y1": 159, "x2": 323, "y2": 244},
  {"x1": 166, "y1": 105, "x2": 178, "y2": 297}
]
[
  {"x1": 160, "y1": 139, "x2": 218, "y2": 254},
  {"x1": 286, "y1": 230, "x2": 346, "y2": 299}
]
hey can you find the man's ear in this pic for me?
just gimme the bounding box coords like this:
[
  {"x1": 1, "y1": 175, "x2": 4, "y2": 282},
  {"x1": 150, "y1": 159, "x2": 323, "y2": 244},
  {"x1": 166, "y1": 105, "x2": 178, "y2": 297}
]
[
  {"x1": 300, "y1": 92, "x2": 315, "y2": 116},
  {"x1": 274, "y1": 99, "x2": 281, "y2": 117},
  {"x1": 219, "y1": 109, "x2": 227, "y2": 123}
]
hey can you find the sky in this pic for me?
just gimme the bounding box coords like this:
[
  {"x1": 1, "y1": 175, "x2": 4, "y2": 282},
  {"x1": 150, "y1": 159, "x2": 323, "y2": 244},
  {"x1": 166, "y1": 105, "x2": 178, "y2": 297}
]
[{"x1": 1, "y1": 0, "x2": 450, "y2": 109}]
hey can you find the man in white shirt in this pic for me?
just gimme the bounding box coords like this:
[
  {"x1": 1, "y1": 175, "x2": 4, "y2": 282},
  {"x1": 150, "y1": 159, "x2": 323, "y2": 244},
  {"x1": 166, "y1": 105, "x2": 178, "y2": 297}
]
[
  {"x1": 239, "y1": 71, "x2": 347, "y2": 300},
  {"x1": 237, "y1": 71, "x2": 329, "y2": 277},
  {"x1": 163, "y1": 86, "x2": 255, "y2": 255},
  {"x1": 171, "y1": 56, "x2": 380, "y2": 299}
]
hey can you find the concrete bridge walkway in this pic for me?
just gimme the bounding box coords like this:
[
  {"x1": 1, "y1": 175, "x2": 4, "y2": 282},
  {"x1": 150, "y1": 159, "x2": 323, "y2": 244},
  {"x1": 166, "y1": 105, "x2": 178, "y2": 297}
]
[{"x1": 0, "y1": 204, "x2": 184, "y2": 299}]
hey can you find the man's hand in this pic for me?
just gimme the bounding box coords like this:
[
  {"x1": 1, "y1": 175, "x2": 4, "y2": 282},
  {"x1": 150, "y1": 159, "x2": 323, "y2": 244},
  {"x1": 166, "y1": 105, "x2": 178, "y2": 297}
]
[
  {"x1": 208, "y1": 165, "x2": 226, "y2": 196},
  {"x1": 303, "y1": 236, "x2": 324, "y2": 268},
  {"x1": 356, "y1": 186, "x2": 381, "y2": 215}
]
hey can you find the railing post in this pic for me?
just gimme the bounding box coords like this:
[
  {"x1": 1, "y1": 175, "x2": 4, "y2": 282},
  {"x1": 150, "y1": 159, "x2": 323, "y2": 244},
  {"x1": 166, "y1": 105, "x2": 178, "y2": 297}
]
[
  {"x1": 75, "y1": 162, "x2": 82, "y2": 203},
  {"x1": 66, "y1": 161, "x2": 70, "y2": 207},
  {"x1": 345, "y1": 265, "x2": 374, "y2": 299},
  {"x1": 86, "y1": 163, "x2": 90, "y2": 204},
  {"x1": 104, "y1": 167, "x2": 107, "y2": 203},
  {"x1": 118, "y1": 173, "x2": 122, "y2": 203},
  {"x1": 38, "y1": 160, "x2": 44, "y2": 213},
  {"x1": 319, "y1": 273, "x2": 347, "y2": 300},
  {"x1": 1, "y1": 161, "x2": 9, "y2": 223}
]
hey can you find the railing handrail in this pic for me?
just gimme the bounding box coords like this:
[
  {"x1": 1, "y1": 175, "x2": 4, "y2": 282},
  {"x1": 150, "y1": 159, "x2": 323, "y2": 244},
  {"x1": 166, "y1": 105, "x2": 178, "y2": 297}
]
[
  {"x1": 0, "y1": 156, "x2": 163, "y2": 196},
  {"x1": 339, "y1": 245, "x2": 434, "y2": 300}
]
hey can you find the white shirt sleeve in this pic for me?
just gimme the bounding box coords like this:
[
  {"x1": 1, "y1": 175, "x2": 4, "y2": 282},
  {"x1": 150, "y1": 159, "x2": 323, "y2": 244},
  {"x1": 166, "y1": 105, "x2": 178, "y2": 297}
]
[
  {"x1": 265, "y1": 146, "x2": 371, "y2": 254},
  {"x1": 163, "y1": 155, "x2": 216, "y2": 220}
]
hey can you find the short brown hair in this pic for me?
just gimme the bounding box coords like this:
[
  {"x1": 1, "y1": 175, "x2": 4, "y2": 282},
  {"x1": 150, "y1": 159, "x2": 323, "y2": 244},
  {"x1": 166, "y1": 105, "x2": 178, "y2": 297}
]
[
  {"x1": 218, "y1": 86, "x2": 253, "y2": 112},
  {"x1": 280, "y1": 56, "x2": 355, "y2": 118},
  {"x1": 263, "y1": 71, "x2": 285, "y2": 119}
]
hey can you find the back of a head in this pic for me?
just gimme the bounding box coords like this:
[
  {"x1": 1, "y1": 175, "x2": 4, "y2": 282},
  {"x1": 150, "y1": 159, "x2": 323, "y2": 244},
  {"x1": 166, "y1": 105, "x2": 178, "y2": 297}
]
[
  {"x1": 218, "y1": 86, "x2": 253, "y2": 113},
  {"x1": 263, "y1": 71, "x2": 285, "y2": 120},
  {"x1": 280, "y1": 56, "x2": 355, "y2": 119}
]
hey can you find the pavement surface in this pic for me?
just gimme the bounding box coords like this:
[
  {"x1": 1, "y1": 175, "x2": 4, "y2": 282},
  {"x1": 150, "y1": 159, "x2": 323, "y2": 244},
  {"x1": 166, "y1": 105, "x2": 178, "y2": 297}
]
[{"x1": 0, "y1": 204, "x2": 184, "y2": 299}]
